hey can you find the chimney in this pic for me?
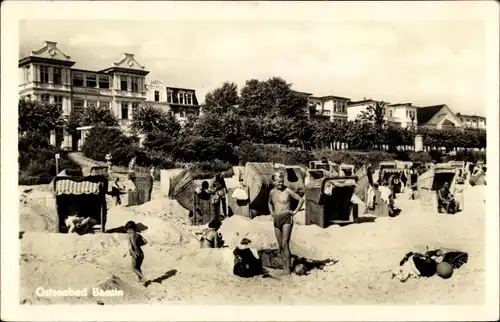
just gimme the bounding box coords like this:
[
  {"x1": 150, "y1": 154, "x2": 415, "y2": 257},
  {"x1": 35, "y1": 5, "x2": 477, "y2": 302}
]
[
  {"x1": 45, "y1": 41, "x2": 57, "y2": 48},
  {"x1": 124, "y1": 53, "x2": 135, "y2": 58}
]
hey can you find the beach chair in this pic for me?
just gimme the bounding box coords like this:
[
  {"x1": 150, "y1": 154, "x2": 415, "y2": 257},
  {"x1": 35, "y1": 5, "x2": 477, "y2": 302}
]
[
  {"x1": 305, "y1": 176, "x2": 359, "y2": 228},
  {"x1": 53, "y1": 173, "x2": 108, "y2": 233},
  {"x1": 417, "y1": 166, "x2": 464, "y2": 214}
]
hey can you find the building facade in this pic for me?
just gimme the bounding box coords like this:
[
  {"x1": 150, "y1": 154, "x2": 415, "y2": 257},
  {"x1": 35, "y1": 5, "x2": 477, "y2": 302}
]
[
  {"x1": 145, "y1": 80, "x2": 200, "y2": 125},
  {"x1": 456, "y1": 113, "x2": 486, "y2": 130},
  {"x1": 346, "y1": 99, "x2": 402, "y2": 126},
  {"x1": 19, "y1": 41, "x2": 150, "y2": 149},
  {"x1": 308, "y1": 95, "x2": 350, "y2": 123},
  {"x1": 386, "y1": 103, "x2": 418, "y2": 129}
]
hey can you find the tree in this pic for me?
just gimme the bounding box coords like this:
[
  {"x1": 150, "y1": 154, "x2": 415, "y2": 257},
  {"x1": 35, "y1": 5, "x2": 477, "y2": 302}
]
[
  {"x1": 67, "y1": 105, "x2": 119, "y2": 134},
  {"x1": 203, "y1": 82, "x2": 240, "y2": 115},
  {"x1": 357, "y1": 101, "x2": 387, "y2": 128},
  {"x1": 238, "y1": 77, "x2": 308, "y2": 118},
  {"x1": 18, "y1": 98, "x2": 65, "y2": 136},
  {"x1": 130, "y1": 104, "x2": 181, "y2": 136},
  {"x1": 82, "y1": 126, "x2": 135, "y2": 165}
]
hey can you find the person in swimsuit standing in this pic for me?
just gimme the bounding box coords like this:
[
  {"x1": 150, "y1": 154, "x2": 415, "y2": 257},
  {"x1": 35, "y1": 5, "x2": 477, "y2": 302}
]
[{"x1": 268, "y1": 171, "x2": 304, "y2": 275}]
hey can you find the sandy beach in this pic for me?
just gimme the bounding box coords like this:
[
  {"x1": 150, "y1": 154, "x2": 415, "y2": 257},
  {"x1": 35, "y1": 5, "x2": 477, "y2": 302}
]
[{"x1": 19, "y1": 181, "x2": 485, "y2": 305}]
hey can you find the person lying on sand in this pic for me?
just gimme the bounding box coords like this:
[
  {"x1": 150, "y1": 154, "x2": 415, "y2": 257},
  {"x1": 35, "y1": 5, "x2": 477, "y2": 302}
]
[
  {"x1": 268, "y1": 171, "x2": 304, "y2": 275},
  {"x1": 65, "y1": 215, "x2": 98, "y2": 234},
  {"x1": 125, "y1": 221, "x2": 150, "y2": 287}
]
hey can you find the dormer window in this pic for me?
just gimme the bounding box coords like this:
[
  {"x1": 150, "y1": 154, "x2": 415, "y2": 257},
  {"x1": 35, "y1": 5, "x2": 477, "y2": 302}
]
[
  {"x1": 186, "y1": 92, "x2": 193, "y2": 105},
  {"x1": 178, "y1": 92, "x2": 185, "y2": 104},
  {"x1": 167, "y1": 90, "x2": 173, "y2": 103},
  {"x1": 154, "y1": 91, "x2": 160, "y2": 102}
]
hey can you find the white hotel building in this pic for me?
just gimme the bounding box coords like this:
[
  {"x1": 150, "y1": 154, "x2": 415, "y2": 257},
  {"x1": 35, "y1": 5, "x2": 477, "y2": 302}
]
[{"x1": 18, "y1": 41, "x2": 200, "y2": 150}]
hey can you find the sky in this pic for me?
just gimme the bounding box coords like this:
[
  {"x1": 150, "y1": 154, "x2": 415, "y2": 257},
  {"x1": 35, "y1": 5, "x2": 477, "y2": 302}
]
[{"x1": 20, "y1": 19, "x2": 486, "y2": 116}]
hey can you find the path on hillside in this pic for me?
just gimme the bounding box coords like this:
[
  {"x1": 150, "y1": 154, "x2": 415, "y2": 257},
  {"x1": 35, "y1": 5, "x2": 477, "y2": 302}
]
[{"x1": 68, "y1": 152, "x2": 106, "y2": 169}]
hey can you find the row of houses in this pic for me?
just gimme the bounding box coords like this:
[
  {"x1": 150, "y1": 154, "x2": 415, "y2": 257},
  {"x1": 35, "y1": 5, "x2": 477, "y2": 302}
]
[
  {"x1": 19, "y1": 41, "x2": 486, "y2": 151},
  {"x1": 296, "y1": 92, "x2": 486, "y2": 131}
]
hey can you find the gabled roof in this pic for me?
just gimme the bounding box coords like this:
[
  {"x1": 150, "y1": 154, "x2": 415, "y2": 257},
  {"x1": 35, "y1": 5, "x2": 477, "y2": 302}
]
[
  {"x1": 417, "y1": 105, "x2": 446, "y2": 124},
  {"x1": 19, "y1": 41, "x2": 75, "y2": 67},
  {"x1": 99, "y1": 53, "x2": 149, "y2": 76}
]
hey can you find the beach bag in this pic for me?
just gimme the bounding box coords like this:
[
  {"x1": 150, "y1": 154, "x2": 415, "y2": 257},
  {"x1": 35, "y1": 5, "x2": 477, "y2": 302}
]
[
  {"x1": 442, "y1": 251, "x2": 468, "y2": 269},
  {"x1": 232, "y1": 186, "x2": 248, "y2": 201}
]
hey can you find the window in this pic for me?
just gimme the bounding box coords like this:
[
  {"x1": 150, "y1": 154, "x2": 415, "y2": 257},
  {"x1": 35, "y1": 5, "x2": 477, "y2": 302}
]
[
  {"x1": 186, "y1": 92, "x2": 193, "y2": 105},
  {"x1": 132, "y1": 103, "x2": 139, "y2": 116},
  {"x1": 178, "y1": 92, "x2": 185, "y2": 104},
  {"x1": 131, "y1": 77, "x2": 139, "y2": 92},
  {"x1": 99, "y1": 75, "x2": 110, "y2": 89},
  {"x1": 73, "y1": 99, "x2": 84, "y2": 113},
  {"x1": 167, "y1": 90, "x2": 173, "y2": 103},
  {"x1": 120, "y1": 76, "x2": 128, "y2": 91},
  {"x1": 41, "y1": 94, "x2": 50, "y2": 104},
  {"x1": 154, "y1": 91, "x2": 160, "y2": 102},
  {"x1": 406, "y1": 110, "x2": 409, "y2": 118},
  {"x1": 40, "y1": 66, "x2": 49, "y2": 83},
  {"x1": 73, "y1": 72, "x2": 84, "y2": 87},
  {"x1": 389, "y1": 110, "x2": 393, "y2": 117},
  {"x1": 381, "y1": 108, "x2": 386, "y2": 115},
  {"x1": 53, "y1": 96, "x2": 63, "y2": 109},
  {"x1": 87, "y1": 100, "x2": 97, "y2": 108},
  {"x1": 53, "y1": 67, "x2": 62, "y2": 84},
  {"x1": 86, "y1": 74, "x2": 97, "y2": 88},
  {"x1": 121, "y1": 103, "x2": 129, "y2": 120},
  {"x1": 100, "y1": 102, "x2": 110, "y2": 109},
  {"x1": 341, "y1": 102, "x2": 346, "y2": 113}
]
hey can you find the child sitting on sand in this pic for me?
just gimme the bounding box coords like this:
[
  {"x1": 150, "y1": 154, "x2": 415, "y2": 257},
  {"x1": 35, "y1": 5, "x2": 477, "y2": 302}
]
[
  {"x1": 195, "y1": 219, "x2": 224, "y2": 248},
  {"x1": 125, "y1": 221, "x2": 150, "y2": 286}
]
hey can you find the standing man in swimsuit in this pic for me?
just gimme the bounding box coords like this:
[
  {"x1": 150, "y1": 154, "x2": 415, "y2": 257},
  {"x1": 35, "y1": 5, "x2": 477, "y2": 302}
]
[{"x1": 268, "y1": 171, "x2": 304, "y2": 275}]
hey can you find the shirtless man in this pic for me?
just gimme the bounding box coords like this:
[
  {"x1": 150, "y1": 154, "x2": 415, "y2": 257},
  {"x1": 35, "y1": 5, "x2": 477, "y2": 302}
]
[{"x1": 268, "y1": 171, "x2": 304, "y2": 275}]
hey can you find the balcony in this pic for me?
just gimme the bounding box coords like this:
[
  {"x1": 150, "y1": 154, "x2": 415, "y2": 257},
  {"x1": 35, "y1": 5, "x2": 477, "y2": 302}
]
[
  {"x1": 21, "y1": 81, "x2": 72, "y2": 92},
  {"x1": 73, "y1": 86, "x2": 112, "y2": 96},
  {"x1": 113, "y1": 89, "x2": 147, "y2": 99}
]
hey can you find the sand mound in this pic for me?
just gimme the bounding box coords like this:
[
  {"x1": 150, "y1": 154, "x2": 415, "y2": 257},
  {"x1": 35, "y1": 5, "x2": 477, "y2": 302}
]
[{"x1": 19, "y1": 186, "x2": 58, "y2": 233}]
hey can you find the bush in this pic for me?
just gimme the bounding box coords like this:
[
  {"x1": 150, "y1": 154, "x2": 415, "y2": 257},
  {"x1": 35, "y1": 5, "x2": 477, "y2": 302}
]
[
  {"x1": 235, "y1": 141, "x2": 312, "y2": 166},
  {"x1": 82, "y1": 126, "x2": 136, "y2": 166},
  {"x1": 18, "y1": 132, "x2": 79, "y2": 185}
]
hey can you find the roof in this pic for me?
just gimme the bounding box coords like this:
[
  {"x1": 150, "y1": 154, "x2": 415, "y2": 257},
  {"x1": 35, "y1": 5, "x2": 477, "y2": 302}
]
[
  {"x1": 388, "y1": 103, "x2": 412, "y2": 107},
  {"x1": 348, "y1": 99, "x2": 386, "y2": 106},
  {"x1": 292, "y1": 90, "x2": 313, "y2": 96},
  {"x1": 417, "y1": 105, "x2": 446, "y2": 124},
  {"x1": 54, "y1": 179, "x2": 102, "y2": 195},
  {"x1": 310, "y1": 95, "x2": 351, "y2": 101},
  {"x1": 456, "y1": 113, "x2": 486, "y2": 120}
]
